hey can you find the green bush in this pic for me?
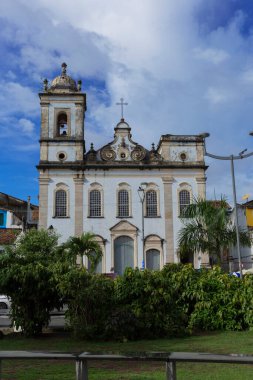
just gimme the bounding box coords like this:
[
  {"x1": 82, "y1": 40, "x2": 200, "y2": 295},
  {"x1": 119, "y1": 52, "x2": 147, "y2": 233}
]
[
  {"x1": 114, "y1": 267, "x2": 186, "y2": 338},
  {"x1": 59, "y1": 268, "x2": 114, "y2": 339},
  {"x1": 59, "y1": 264, "x2": 253, "y2": 339}
]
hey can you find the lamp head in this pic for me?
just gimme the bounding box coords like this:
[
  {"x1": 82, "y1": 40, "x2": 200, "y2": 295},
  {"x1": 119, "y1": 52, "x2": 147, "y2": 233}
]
[{"x1": 249, "y1": 131, "x2": 253, "y2": 136}]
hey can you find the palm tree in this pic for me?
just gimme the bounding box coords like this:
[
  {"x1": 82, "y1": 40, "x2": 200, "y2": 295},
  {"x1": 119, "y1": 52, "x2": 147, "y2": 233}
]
[
  {"x1": 62, "y1": 232, "x2": 102, "y2": 272},
  {"x1": 178, "y1": 198, "x2": 251, "y2": 265}
]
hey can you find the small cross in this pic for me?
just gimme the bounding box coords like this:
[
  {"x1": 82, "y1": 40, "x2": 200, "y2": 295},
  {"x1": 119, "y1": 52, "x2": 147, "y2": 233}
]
[{"x1": 116, "y1": 97, "x2": 128, "y2": 119}]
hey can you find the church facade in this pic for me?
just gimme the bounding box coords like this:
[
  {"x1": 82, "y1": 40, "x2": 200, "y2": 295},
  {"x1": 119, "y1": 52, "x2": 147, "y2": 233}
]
[{"x1": 38, "y1": 63, "x2": 207, "y2": 274}]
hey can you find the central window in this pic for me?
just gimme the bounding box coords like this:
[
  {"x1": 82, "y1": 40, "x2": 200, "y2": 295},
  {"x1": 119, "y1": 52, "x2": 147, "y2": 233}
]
[
  {"x1": 118, "y1": 189, "x2": 129, "y2": 217},
  {"x1": 89, "y1": 190, "x2": 102, "y2": 217}
]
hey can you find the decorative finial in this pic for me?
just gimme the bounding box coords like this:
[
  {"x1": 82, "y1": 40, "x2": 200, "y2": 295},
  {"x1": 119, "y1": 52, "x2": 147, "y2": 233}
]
[
  {"x1": 151, "y1": 143, "x2": 155, "y2": 151},
  {"x1": 77, "y1": 79, "x2": 82, "y2": 91},
  {"x1": 90, "y1": 143, "x2": 94, "y2": 151},
  {"x1": 116, "y1": 97, "x2": 128, "y2": 120},
  {"x1": 43, "y1": 78, "x2": 48, "y2": 91},
  {"x1": 61, "y1": 62, "x2": 67, "y2": 76}
]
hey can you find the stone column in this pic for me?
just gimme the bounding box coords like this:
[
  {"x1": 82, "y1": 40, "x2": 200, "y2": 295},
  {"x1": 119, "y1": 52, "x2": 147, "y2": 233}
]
[
  {"x1": 162, "y1": 176, "x2": 175, "y2": 263},
  {"x1": 196, "y1": 176, "x2": 206, "y2": 199},
  {"x1": 74, "y1": 175, "x2": 84, "y2": 237},
  {"x1": 75, "y1": 103, "x2": 84, "y2": 139},
  {"x1": 38, "y1": 176, "x2": 50, "y2": 229},
  {"x1": 40, "y1": 102, "x2": 49, "y2": 139}
]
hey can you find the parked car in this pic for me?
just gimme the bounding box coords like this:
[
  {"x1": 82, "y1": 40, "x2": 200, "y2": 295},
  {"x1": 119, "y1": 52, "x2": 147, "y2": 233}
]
[{"x1": 0, "y1": 295, "x2": 11, "y2": 310}]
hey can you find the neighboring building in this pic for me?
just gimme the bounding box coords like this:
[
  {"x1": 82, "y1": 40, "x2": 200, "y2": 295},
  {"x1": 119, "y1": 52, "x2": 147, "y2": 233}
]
[
  {"x1": 0, "y1": 192, "x2": 38, "y2": 251},
  {"x1": 229, "y1": 201, "x2": 253, "y2": 271},
  {"x1": 37, "y1": 63, "x2": 208, "y2": 274}
]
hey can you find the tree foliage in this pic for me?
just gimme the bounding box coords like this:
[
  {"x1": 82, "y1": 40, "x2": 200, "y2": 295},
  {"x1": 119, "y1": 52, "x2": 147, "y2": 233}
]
[
  {"x1": 61, "y1": 232, "x2": 102, "y2": 271},
  {"x1": 0, "y1": 229, "x2": 62, "y2": 336},
  {"x1": 178, "y1": 198, "x2": 251, "y2": 264}
]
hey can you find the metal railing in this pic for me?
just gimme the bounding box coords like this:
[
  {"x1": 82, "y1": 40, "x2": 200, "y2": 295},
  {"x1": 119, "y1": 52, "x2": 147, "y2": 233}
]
[{"x1": 1, "y1": 351, "x2": 253, "y2": 379}]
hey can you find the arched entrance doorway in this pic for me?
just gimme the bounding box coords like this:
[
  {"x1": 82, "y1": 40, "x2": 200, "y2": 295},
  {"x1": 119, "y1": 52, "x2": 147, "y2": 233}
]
[{"x1": 114, "y1": 236, "x2": 134, "y2": 275}]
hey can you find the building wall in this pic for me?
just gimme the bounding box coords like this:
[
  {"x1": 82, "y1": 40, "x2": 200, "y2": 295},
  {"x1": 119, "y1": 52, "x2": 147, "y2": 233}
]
[
  {"x1": 230, "y1": 205, "x2": 253, "y2": 270},
  {"x1": 44, "y1": 167, "x2": 203, "y2": 271}
]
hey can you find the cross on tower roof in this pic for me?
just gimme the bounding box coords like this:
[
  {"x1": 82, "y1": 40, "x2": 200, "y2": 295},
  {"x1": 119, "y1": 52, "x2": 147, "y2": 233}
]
[{"x1": 116, "y1": 97, "x2": 128, "y2": 120}]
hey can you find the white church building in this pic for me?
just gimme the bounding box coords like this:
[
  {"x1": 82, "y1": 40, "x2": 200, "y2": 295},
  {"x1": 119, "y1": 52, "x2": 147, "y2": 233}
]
[{"x1": 38, "y1": 63, "x2": 208, "y2": 274}]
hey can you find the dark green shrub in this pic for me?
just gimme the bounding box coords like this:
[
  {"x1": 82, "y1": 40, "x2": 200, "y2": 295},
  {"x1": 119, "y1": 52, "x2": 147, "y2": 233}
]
[
  {"x1": 185, "y1": 267, "x2": 244, "y2": 331},
  {"x1": 114, "y1": 267, "x2": 186, "y2": 338},
  {"x1": 59, "y1": 269, "x2": 114, "y2": 339},
  {"x1": 104, "y1": 306, "x2": 140, "y2": 341}
]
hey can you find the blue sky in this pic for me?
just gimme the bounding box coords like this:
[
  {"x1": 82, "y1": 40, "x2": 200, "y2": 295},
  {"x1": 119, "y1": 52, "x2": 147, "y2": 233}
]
[{"x1": 1, "y1": 0, "x2": 253, "y2": 206}]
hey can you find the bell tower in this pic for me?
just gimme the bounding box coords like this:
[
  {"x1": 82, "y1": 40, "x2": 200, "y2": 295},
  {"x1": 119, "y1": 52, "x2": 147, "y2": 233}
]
[{"x1": 39, "y1": 63, "x2": 86, "y2": 164}]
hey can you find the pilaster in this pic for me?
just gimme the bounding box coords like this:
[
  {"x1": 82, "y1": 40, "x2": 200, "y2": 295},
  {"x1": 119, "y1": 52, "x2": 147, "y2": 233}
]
[
  {"x1": 40, "y1": 102, "x2": 49, "y2": 139},
  {"x1": 38, "y1": 176, "x2": 50, "y2": 228},
  {"x1": 162, "y1": 176, "x2": 175, "y2": 263},
  {"x1": 196, "y1": 176, "x2": 206, "y2": 199},
  {"x1": 74, "y1": 175, "x2": 84, "y2": 236}
]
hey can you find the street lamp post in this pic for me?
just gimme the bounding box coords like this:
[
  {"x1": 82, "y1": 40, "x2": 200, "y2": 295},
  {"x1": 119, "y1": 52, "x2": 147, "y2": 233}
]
[
  {"x1": 199, "y1": 132, "x2": 253, "y2": 278},
  {"x1": 138, "y1": 183, "x2": 148, "y2": 270}
]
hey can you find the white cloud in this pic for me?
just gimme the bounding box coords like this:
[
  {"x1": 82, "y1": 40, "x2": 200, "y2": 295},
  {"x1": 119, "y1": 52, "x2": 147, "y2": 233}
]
[
  {"x1": 0, "y1": 81, "x2": 37, "y2": 117},
  {"x1": 205, "y1": 87, "x2": 230, "y2": 104},
  {"x1": 194, "y1": 47, "x2": 229, "y2": 64},
  {"x1": 241, "y1": 69, "x2": 253, "y2": 83},
  {"x1": 15, "y1": 143, "x2": 38, "y2": 152},
  {"x1": 18, "y1": 118, "x2": 35, "y2": 135}
]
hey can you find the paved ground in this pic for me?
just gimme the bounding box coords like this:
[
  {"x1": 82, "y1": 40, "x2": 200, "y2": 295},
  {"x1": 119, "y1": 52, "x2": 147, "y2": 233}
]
[{"x1": 0, "y1": 313, "x2": 65, "y2": 329}]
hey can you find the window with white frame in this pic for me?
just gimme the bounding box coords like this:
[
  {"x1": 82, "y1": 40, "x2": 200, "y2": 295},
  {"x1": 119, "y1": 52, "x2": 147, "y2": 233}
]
[
  {"x1": 146, "y1": 190, "x2": 158, "y2": 217},
  {"x1": 55, "y1": 189, "x2": 67, "y2": 217},
  {"x1": 89, "y1": 189, "x2": 102, "y2": 217},
  {"x1": 179, "y1": 189, "x2": 190, "y2": 216},
  {"x1": 118, "y1": 189, "x2": 129, "y2": 217}
]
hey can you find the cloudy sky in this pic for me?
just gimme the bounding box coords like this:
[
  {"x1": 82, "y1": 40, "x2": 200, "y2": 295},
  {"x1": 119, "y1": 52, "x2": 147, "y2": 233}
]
[{"x1": 1, "y1": 0, "x2": 253, "y2": 205}]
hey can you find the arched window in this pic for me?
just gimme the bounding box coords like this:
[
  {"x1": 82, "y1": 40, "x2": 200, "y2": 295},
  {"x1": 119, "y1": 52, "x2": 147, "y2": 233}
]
[
  {"x1": 114, "y1": 236, "x2": 134, "y2": 275},
  {"x1": 146, "y1": 190, "x2": 158, "y2": 217},
  {"x1": 118, "y1": 189, "x2": 129, "y2": 217},
  {"x1": 89, "y1": 190, "x2": 102, "y2": 217},
  {"x1": 179, "y1": 189, "x2": 190, "y2": 216},
  {"x1": 146, "y1": 249, "x2": 160, "y2": 270},
  {"x1": 55, "y1": 189, "x2": 67, "y2": 217},
  {"x1": 57, "y1": 112, "x2": 68, "y2": 136}
]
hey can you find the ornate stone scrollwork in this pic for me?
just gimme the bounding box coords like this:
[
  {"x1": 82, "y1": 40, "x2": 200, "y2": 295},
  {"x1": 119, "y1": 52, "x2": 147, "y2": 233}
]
[
  {"x1": 131, "y1": 146, "x2": 146, "y2": 161},
  {"x1": 117, "y1": 147, "x2": 130, "y2": 160},
  {"x1": 100, "y1": 147, "x2": 116, "y2": 161}
]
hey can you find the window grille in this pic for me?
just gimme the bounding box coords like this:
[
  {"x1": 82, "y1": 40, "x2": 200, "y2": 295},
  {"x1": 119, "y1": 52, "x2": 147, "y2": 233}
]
[
  {"x1": 90, "y1": 190, "x2": 102, "y2": 217},
  {"x1": 55, "y1": 190, "x2": 67, "y2": 217},
  {"x1": 118, "y1": 190, "x2": 129, "y2": 217},
  {"x1": 179, "y1": 190, "x2": 190, "y2": 216},
  {"x1": 146, "y1": 190, "x2": 158, "y2": 217}
]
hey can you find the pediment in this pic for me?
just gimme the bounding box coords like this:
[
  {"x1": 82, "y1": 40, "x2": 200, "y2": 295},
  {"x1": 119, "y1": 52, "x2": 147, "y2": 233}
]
[
  {"x1": 110, "y1": 220, "x2": 138, "y2": 233},
  {"x1": 145, "y1": 234, "x2": 163, "y2": 243}
]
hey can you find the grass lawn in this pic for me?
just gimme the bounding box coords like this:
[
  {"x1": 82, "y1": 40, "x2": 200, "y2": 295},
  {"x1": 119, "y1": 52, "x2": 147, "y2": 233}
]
[{"x1": 1, "y1": 330, "x2": 253, "y2": 379}]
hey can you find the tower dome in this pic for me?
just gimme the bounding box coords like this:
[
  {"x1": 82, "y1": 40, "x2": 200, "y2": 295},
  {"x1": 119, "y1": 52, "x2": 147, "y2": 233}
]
[{"x1": 49, "y1": 63, "x2": 78, "y2": 93}]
